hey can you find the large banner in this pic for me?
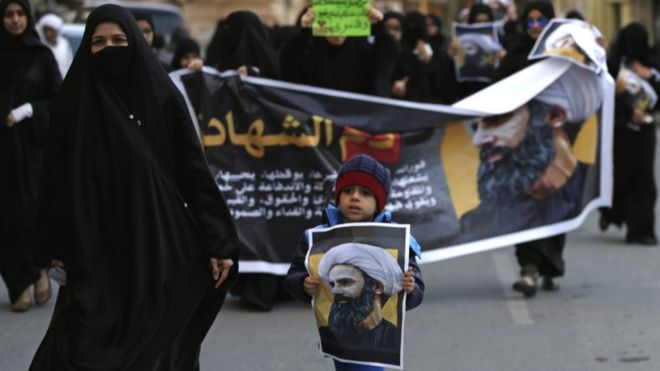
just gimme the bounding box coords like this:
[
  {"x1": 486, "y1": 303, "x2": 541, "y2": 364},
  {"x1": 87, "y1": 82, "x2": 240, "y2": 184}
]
[{"x1": 171, "y1": 21, "x2": 613, "y2": 273}]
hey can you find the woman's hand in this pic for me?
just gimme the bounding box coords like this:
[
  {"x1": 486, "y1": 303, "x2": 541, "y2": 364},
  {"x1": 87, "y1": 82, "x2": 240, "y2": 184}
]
[
  {"x1": 301, "y1": 8, "x2": 314, "y2": 28},
  {"x1": 6, "y1": 113, "x2": 16, "y2": 128},
  {"x1": 187, "y1": 58, "x2": 204, "y2": 72},
  {"x1": 630, "y1": 60, "x2": 652, "y2": 80},
  {"x1": 367, "y1": 6, "x2": 383, "y2": 24},
  {"x1": 391, "y1": 77, "x2": 408, "y2": 97},
  {"x1": 210, "y1": 257, "x2": 234, "y2": 288}
]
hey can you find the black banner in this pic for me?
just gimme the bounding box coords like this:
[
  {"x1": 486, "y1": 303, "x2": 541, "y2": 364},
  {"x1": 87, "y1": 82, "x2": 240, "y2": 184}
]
[{"x1": 171, "y1": 66, "x2": 612, "y2": 272}]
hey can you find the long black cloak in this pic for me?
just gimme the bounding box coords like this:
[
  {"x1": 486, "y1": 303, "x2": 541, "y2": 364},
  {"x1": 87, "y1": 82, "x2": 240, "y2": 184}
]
[
  {"x1": 392, "y1": 11, "x2": 457, "y2": 103},
  {"x1": 0, "y1": 0, "x2": 61, "y2": 303},
  {"x1": 205, "y1": 11, "x2": 282, "y2": 79},
  {"x1": 280, "y1": 20, "x2": 399, "y2": 97},
  {"x1": 600, "y1": 23, "x2": 660, "y2": 241},
  {"x1": 30, "y1": 5, "x2": 238, "y2": 370}
]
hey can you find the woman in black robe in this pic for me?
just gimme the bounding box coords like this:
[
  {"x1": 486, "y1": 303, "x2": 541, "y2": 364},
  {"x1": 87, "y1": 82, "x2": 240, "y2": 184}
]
[
  {"x1": 0, "y1": 0, "x2": 61, "y2": 312},
  {"x1": 205, "y1": 11, "x2": 286, "y2": 311},
  {"x1": 391, "y1": 11, "x2": 456, "y2": 103},
  {"x1": 30, "y1": 5, "x2": 239, "y2": 370},
  {"x1": 494, "y1": 0, "x2": 553, "y2": 81},
  {"x1": 599, "y1": 23, "x2": 660, "y2": 245},
  {"x1": 206, "y1": 11, "x2": 281, "y2": 79},
  {"x1": 280, "y1": 6, "x2": 398, "y2": 97},
  {"x1": 170, "y1": 37, "x2": 201, "y2": 70}
]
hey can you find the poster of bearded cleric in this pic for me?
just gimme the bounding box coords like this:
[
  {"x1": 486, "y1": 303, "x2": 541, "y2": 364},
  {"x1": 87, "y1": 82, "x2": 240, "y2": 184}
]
[
  {"x1": 306, "y1": 223, "x2": 409, "y2": 368},
  {"x1": 453, "y1": 22, "x2": 503, "y2": 82},
  {"x1": 169, "y1": 17, "x2": 613, "y2": 269}
]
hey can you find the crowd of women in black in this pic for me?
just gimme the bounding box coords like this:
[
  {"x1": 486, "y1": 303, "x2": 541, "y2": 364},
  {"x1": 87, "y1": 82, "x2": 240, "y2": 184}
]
[{"x1": 1, "y1": 0, "x2": 659, "y2": 369}]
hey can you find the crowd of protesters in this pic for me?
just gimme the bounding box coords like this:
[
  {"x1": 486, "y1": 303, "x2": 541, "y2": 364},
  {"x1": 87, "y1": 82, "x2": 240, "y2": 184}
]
[{"x1": 2, "y1": 0, "x2": 660, "y2": 368}]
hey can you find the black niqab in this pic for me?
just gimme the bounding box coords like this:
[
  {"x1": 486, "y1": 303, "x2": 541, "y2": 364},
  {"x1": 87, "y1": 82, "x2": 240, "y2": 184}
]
[
  {"x1": 205, "y1": 11, "x2": 281, "y2": 79},
  {"x1": 401, "y1": 11, "x2": 428, "y2": 50},
  {"x1": 31, "y1": 4, "x2": 238, "y2": 370}
]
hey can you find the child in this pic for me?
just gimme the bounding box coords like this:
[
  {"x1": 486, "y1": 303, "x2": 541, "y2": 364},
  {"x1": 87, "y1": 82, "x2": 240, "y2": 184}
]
[{"x1": 284, "y1": 154, "x2": 424, "y2": 371}]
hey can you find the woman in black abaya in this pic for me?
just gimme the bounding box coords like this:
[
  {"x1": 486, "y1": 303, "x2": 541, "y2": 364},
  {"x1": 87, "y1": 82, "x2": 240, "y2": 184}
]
[
  {"x1": 600, "y1": 23, "x2": 660, "y2": 245},
  {"x1": 206, "y1": 10, "x2": 286, "y2": 311},
  {"x1": 280, "y1": 6, "x2": 398, "y2": 97},
  {"x1": 30, "y1": 5, "x2": 238, "y2": 370},
  {"x1": 206, "y1": 10, "x2": 281, "y2": 79},
  {"x1": 1, "y1": 0, "x2": 61, "y2": 312},
  {"x1": 170, "y1": 37, "x2": 201, "y2": 70}
]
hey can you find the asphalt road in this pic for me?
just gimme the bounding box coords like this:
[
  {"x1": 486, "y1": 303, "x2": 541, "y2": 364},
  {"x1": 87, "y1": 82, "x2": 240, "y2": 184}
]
[{"x1": 2, "y1": 157, "x2": 660, "y2": 371}]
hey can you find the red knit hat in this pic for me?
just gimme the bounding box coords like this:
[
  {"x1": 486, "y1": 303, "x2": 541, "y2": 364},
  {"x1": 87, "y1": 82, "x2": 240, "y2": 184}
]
[{"x1": 334, "y1": 154, "x2": 391, "y2": 212}]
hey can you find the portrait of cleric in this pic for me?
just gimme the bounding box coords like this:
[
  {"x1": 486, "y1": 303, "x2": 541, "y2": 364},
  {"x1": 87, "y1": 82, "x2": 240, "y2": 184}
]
[
  {"x1": 457, "y1": 63, "x2": 604, "y2": 242},
  {"x1": 315, "y1": 242, "x2": 405, "y2": 365},
  {"x1": 532, "y1": 19, "x2": 607, "y2": 73},
  {"x1": 455, "y1": 27, "x2": 503, "y2": 82}
]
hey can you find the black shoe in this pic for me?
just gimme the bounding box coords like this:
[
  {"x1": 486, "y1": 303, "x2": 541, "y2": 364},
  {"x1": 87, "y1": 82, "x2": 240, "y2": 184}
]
[
  {"x1": 512, "y1": 276, "x2": 537, "y2": 298},
  {"x1": 541, "y1": 277, "x2": 559, "y2": 291},
  {"x1": 626, "y1": 236, "x2": 658, "y2": 246},
  {"x1": 598, "y1": 215, "x2": 610, "y2": 232}
]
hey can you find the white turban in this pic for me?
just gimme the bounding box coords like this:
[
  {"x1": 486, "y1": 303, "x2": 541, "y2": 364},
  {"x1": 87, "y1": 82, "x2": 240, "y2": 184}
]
[
  {"x1": 37, "y1": 14, "x2": 64, "y2": 34},
  {"x1": 460, "y1": 34, "x2": 502, "y2": 55},
  {"x1": 535, "y1": 64, "x2": 603, "y2": 123},
  {"x1": 318, "y1": 243, "x2": 403, "y2": 296}
]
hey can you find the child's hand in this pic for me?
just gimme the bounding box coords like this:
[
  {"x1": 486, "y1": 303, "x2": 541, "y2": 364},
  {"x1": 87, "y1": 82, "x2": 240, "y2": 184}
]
[
  {"x1": 401, "y1": 266, "x2": 415, "y2": 294},
  {"x1": 304, "y1": 275, "x2": 320, "y2": 296}
]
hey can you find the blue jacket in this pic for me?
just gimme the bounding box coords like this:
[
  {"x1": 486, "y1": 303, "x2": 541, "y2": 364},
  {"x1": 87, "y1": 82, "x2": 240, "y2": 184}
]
[{"x1": 284, "y1": 204, "x2": 425, "y2": 310}]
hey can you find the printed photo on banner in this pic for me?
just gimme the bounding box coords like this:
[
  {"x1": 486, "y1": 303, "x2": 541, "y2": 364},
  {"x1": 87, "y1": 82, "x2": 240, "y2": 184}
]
[
  {"x1": 452, "y1": 22, "x2": 502, "y2": 82},
  {"x1": 306, "y1": 223, "x2": 409, "y2": 369},
  {"x1": 454, "y1": 63, "x2": 604, "y2": 243},
  {"x1": 615, "y1": 66, "x2": 658, "y2": 126},
  {"x1": 529, "y1": 18, "x2": 606, "y2": 73}
]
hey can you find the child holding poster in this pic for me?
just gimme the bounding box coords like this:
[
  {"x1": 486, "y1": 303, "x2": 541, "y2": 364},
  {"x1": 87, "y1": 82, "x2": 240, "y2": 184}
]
[{"x1": 284, "y1": 154, "x2": 424, "y2": 370}]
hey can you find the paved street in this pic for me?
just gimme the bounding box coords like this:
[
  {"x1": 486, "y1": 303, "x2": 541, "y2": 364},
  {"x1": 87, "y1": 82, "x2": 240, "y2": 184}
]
[{"x1": 3, "y1": 155, "x2": 660, "y2": 371}]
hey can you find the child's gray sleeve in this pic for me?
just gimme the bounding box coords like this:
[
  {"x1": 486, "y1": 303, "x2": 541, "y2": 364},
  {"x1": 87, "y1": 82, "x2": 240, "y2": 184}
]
[
  {"x1": 405, "y1": 254, "x2": 425, "y2": 310},
  {"x1": 284, "y1": 234, "x2": 313, "y2": 303}
]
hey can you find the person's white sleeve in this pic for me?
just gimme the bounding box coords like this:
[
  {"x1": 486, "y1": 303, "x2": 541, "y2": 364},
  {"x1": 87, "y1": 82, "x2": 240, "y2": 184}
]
[
  {"x1": 10, "y1": 103, "x2": 33, "y2": 123},
  {"x1": 650, "y1": 68, "x2": 660, "y2": 83}
]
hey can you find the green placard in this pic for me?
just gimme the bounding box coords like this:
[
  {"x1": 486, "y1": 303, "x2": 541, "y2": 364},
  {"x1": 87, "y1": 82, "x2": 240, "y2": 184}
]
[{"x1": 312, "y1": 0, "x2": 370, "y2": 37}]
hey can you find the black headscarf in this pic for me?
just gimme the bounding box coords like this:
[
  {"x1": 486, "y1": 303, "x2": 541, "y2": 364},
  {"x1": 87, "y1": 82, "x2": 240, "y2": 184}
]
[
  {"x1": 426, "y1": 14, "x2": 446, "y2": 54},
  {"x1": 205, "y1": 10, "x2": 281, "y2": 79},
  {"x1": 468, "y1": 4, "x2": 494, "y2": 24},
  {"x1": 384, "y1": 11, "x2": 404, "y2": 25},
  {"x1": 130, "y1": 9, "x2": 155, "y2": 33},
  {"x1": 0, "y1": 0, "x2": 47, "y2": 93},
  {"x1": 608, "y1": 22, "x2": 653, "y2": 78},
  {"x1": 521, "y1": 0, "x2": 555, "y2": 32},
  {"x1": 494, "y1": 1, "x2": 554, "y2": 81},
  {"x1": 32, "y1": 4, "x2": 237, "y2": 369},
  {"x1": 170, "y1": 37, "x2": 200, "y2": 70}
]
